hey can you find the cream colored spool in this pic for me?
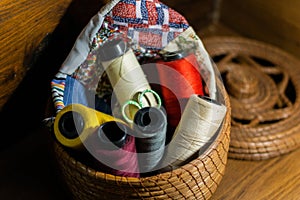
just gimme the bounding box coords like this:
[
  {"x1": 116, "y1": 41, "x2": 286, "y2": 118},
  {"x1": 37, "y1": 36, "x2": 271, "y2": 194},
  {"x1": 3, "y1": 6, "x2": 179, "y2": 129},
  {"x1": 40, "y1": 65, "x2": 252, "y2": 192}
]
[
  {"x1": 101, "y1": 48, "x2": 158, "y2": 120},
  {"x1": 160, "y1": 94, "x2": 227, "y2": 168}
]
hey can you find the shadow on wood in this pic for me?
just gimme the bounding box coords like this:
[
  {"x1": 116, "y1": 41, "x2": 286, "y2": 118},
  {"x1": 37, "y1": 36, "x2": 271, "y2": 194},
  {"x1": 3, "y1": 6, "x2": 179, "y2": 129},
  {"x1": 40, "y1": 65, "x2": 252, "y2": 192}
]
[{"x1": 0, "y1": 0, "x2": 107, "y2": 150}]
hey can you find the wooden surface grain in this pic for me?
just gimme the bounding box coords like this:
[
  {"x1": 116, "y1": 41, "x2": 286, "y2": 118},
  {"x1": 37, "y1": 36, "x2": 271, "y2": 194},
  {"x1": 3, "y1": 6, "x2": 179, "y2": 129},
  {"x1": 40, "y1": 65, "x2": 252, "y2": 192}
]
[
  {"x1": 220, "y1": 0, "x2": 300, "y2": 59},
  {"x1": 163, "y1": 0, "x2": 215, "y2": 29},
  {"x1": 210, "y1": 148, "x2": 300, "y2": 200},
  {"x1": 0, "y1": 0, "x2": 107, "y2": 149},
  {"x1": 1, "y1": 0, "x2": 300, "y2": 199},
  {"x1": 0, "y1": 0, "x2": 73, "y2": 110},
  {"x1": 200, "y1": 23, "x2": 300, "y2": 200}
]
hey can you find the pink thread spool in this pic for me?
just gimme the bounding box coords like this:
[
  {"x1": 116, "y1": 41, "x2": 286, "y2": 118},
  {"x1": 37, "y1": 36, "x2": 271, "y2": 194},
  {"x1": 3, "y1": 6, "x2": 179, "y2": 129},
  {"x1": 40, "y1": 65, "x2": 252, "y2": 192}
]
[{"x1": 88, "y1": 121, "x2": 139, "y2": 177}]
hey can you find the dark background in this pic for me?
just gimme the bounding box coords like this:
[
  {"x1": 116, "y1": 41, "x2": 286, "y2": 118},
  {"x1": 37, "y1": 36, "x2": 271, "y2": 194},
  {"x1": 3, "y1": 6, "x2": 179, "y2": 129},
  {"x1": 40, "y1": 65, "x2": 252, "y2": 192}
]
[{"x1": 0, "y1": 0, "x2": 106, "y2": 199}]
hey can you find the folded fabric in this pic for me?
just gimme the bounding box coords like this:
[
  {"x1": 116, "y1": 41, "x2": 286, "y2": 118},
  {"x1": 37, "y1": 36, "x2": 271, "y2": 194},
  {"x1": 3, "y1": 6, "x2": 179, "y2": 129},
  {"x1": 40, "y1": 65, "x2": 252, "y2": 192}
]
[
  {"x1": 48, "y1": 0, "x2": 218, "y2": 135},
  {"x1": 50, "y1": 0, "x2": 192, "y2": 114}
]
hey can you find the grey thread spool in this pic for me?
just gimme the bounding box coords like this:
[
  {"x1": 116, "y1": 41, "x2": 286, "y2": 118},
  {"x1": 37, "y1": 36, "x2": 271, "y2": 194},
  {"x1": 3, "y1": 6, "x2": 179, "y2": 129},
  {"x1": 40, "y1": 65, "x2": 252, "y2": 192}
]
[
  {"x1": 133, "y1": 107, "x2": 167, "y2": 174},
  {"x1": 160, "y1": 94, "x2": 227, "y2": 169},
  {"x1": 98, "y1": 38, "x2": 158, "y2": 121}
]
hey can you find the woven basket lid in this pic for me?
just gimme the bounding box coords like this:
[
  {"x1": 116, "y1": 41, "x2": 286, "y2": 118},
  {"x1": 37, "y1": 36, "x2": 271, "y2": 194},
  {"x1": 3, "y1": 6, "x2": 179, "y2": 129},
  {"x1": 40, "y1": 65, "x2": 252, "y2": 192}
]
[{"x1": 203, "y1": 36, "x2": 300, "y2": 160}]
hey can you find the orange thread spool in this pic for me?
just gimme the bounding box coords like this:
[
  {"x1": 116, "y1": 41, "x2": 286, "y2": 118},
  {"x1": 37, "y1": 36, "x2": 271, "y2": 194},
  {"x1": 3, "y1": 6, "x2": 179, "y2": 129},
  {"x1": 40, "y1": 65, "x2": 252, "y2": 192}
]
[{"x1": 156, "y1": 51, "x2": 204, "y2": 142}]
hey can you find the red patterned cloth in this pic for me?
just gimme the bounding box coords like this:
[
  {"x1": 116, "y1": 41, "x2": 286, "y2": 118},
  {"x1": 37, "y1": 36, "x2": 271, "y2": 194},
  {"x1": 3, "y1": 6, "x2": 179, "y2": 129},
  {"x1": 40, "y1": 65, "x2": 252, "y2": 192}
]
[{"x1": 105, "y1": 0, "x2": 189, "y2": 50}]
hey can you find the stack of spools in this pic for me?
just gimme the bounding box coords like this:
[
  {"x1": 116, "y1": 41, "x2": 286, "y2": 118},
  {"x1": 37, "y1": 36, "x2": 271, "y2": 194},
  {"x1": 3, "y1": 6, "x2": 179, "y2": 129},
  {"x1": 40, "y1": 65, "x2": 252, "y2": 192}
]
[
  {"x1": 45, "y1": 0, "x2": 231, "y2": 199},
  {"x1": 52, "y1": 36, "x2": 228, "y2": 176}
]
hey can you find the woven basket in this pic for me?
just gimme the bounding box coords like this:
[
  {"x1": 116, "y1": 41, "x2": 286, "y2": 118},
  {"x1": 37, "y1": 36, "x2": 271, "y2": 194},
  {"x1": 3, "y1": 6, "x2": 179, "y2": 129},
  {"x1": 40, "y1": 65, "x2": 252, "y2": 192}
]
[
  {"x1": 203, "y1": 36, "x2": 300, "y2": 160},
  {"x1": 47, "y1": 80, "x2": 231, "y2": 200}
]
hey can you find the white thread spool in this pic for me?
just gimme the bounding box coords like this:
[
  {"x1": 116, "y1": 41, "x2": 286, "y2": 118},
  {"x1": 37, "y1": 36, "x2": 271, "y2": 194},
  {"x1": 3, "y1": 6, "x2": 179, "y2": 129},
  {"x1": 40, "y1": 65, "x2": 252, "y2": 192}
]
[
  {"x1": 160, "y1": 94, "x2": 227, "y2": 169},
  {"x1": 98, "y1": 39, "x2": 158, "y2": 121}
]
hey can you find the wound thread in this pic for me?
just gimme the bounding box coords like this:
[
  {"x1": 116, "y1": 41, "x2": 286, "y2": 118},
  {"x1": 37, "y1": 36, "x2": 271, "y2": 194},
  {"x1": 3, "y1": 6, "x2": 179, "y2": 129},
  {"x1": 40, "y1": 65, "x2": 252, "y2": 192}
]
[
  {"x1": 98, "y1": 38, "x2": 158, "y2": 122},
  {"x1": 160, "y1": 94, "x2": 227, "y2": 169},
  {"x1": 88, "y1": 121, "x2": 140, "y2": 177},
  {"x1": 53, "y1": 103, "x2": 123, "y2": 149},
  {"x1": 133, "y1": 107, "x2": 167, "y2": 174},
  {"x1": 156, "y1": 52, "x2": 204, "y2": 141}
]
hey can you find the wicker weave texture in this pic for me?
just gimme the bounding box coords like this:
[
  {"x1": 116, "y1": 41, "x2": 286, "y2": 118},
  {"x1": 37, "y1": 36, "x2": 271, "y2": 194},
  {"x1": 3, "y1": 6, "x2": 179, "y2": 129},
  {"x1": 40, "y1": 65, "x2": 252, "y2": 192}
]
[
  {"x1": 51, "y1": 82, "x2": 231, "y2": 200},
  {"x1": 203, "y1": 36, "x2": 300, "y2": 160}
]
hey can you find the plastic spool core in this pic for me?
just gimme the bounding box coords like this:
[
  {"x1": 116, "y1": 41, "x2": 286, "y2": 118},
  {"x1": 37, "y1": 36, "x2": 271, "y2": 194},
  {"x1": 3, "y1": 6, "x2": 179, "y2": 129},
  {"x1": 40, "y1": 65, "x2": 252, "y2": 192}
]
[
  {"x1": 98, "y1": 38, "x2": 127, "y2": 61},
  {"x1": 134, "y1": 107, "x2": 164, "y2": 133},
  {"x1": 58, "y1": 111, "x2": 84, "y2": 139},
  {"x1": 98, "y1": 121, "x2": 128, "y2": 148},
  {"x1": 161, "y1": 50, "x2": 187, "y2": 62},
  {"x1": 199, "y1": 95, "x2": 221, "y2": 105},
  {"x1": 140, "y1": 112, "x2": 152, "y2": 126}
]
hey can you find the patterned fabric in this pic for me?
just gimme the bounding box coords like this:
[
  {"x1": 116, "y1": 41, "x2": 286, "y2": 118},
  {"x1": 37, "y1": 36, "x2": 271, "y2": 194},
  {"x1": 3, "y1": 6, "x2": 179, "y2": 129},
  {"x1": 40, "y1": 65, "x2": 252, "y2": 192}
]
[
  {"x1": 90, "y1": 21, "x2": 121, "y2": 51},
  {"x1": 71, "y1": 21, "x2": 119, "y2": 91},
  {"x1": 72, "y1": 51, "x2": 104, "y2": 91},
  {"x1": 51, "y1": 0, "x2": 190, "y2": 114},
  {"x1": 105, "y1": 0, "x2": 189, "y2": 50},
  {"x1": 51, "y1": 72, "x2": 67, "y2": 113}
]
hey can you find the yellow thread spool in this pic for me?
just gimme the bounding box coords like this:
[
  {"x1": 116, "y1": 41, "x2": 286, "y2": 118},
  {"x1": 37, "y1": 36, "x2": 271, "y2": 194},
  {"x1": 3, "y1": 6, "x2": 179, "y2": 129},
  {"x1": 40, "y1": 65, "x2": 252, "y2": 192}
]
[{"x1": 53, "y1": 103, "x2": 123, "y2": 149}]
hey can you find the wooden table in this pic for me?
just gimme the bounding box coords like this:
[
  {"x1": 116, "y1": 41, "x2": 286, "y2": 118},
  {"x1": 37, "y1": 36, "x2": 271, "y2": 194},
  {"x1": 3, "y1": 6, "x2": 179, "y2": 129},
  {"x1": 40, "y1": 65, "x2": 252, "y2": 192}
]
[
  {"x1": 211, "y1": 148, "x2": 300, "y2": 200},
  {"x1": 1, "y1": 6, "x2": 298, "y2": 197},
  {"x1": 197, "y1": 23, "x2": 300, "y2": 200}
]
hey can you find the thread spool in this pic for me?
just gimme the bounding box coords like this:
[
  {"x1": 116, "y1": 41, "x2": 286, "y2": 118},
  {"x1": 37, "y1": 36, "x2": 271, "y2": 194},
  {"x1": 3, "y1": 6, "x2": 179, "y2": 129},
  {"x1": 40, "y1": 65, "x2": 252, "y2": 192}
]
[
  {"x1": 133, "y1": 107, "x2": 167, "y2": 174},
  {"x1": 87, "y1": 121, "x2": 139, "y2": 177},
  {"x1": 156, "y1": 51, "x2": 204, "y2": 141},
  {"x1": 160, "y1": 94, "x2": 227, "y2": 169},
  {"x1": 98, "y1": 38, "x2": 158, "y2": 122},
  {"x1": 53, "y1": 103, "x2": 123, "y2": 149}
]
